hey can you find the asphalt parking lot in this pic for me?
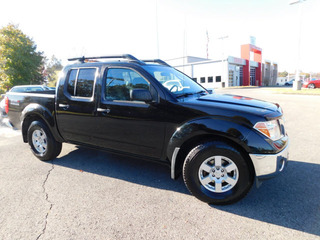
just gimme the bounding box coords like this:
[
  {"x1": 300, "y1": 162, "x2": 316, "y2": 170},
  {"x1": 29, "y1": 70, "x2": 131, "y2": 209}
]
[{"x1": 0, "y1": 87, "x2": 319, "y2": 240}]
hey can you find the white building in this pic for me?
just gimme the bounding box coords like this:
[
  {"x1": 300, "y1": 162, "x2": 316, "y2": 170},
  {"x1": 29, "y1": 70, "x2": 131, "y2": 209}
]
[
  {"x1": 166, "y1": 43, "x2": 280, "y2": 88},
  {"x1": 166, "y1": 56, "x2": 247, "y2": 89}
]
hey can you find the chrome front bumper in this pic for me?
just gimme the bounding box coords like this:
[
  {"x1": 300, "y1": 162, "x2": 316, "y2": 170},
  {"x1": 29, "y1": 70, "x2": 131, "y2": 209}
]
[{"x1": 249, "y1": 143, "x2": 289, "y2": 179}]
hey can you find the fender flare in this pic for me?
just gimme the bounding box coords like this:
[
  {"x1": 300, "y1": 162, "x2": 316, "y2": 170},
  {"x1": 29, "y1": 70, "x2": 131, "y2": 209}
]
[
  {"x1": 21, "y1": 103, "x2": 64, "y2": 143},
  {"x1": 166, "y1": 117, "x2": 254, "y2": 179}
]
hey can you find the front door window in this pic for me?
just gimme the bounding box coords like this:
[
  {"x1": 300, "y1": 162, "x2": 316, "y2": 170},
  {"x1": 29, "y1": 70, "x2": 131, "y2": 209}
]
[{"x1": 105, "y1": 68, "x2": 149, "y2": 102}]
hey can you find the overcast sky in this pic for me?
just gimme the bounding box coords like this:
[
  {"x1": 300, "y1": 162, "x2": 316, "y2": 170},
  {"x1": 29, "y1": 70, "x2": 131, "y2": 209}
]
[{"x1": 1, "y1": 0, "x2": 319, "y2": 73}]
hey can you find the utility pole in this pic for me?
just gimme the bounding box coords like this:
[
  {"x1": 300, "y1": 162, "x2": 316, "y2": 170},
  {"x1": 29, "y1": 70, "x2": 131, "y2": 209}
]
[{"x1": 289, "y1": 0, "x2": 306, "y2": 90}]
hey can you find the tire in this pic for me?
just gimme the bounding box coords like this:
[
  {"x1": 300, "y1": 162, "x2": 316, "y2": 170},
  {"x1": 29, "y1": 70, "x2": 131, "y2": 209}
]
[
  {"x1": 183, "y1": 141, "x2": 254, "y2": 205},
  {"x1": 27, "y1": 120, "x2": 62, "y2": 161},
  {"x1": 308, "y1": 84, "x2": 315, "y2": 89}
]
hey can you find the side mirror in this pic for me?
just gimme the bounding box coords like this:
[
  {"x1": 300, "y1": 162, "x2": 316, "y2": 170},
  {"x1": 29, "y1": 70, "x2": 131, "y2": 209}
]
[
  {"x1": 130, "y1": 89, "x2": 153, "y2": 102},
  {"x1": 207, "y1": 89, "x2": 214, "y2": 94}
]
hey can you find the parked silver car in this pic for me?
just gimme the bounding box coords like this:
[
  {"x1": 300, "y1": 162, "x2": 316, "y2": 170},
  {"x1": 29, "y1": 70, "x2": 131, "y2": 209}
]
[
  {"x1": 0, "y1": 96, "x2": 6, "y2": 117},
  {"x1": 0, "y1": 85, "x2": 53, "y2": 118}
]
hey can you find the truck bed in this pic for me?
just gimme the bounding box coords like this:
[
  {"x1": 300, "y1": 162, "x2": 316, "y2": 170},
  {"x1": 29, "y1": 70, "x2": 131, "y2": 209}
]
[{"x1": 6, "y1": 91, "x2": 56, "y2": 129}]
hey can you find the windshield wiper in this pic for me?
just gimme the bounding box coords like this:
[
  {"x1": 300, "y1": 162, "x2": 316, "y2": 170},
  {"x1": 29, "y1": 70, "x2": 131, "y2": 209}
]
[
  {"x1": 175, "y1": 92, "x2": 195, "y2": 98},
  {"x1": 176, "y1": 90, "x2": 208, "y2": 99},
  {"x1": 196, "y1": 90, "x2": 208, "y2": 95}
]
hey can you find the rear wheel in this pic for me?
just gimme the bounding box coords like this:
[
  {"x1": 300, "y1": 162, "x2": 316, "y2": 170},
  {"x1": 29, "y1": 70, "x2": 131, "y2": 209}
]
[
  {"x1": 27, "y1": 121, "x2": 62, "y2": 161},
  {"x1": 308, "y1": 83, "x2": 315, "y2": 89},
  {"x1": 183, "y1": 141, "x2": 253, "y2": 205}
]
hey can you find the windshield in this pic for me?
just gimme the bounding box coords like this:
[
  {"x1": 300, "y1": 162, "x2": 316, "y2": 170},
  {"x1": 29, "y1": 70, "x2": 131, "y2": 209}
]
[{"x1": 142, "y1": 65, "x2": 207, "y2": 98}]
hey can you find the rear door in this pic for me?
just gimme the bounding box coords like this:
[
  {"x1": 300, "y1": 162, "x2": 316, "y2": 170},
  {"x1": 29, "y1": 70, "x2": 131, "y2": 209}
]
[{"x1": 56, "y1": 67, "x2": 98, "y2": 144}]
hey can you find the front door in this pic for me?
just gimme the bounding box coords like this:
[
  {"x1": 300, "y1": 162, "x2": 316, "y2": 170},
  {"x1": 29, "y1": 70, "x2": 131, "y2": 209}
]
[{"x1": 92, "y1": 67, "x2": 166, "y2": 159}]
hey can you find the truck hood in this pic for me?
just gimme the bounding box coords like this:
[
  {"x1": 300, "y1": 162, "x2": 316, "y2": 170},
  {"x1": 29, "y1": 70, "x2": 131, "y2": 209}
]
[
  {"x1": 198, "y1": 94, "x2": 279, "y2": 111},
  {"x1": 180, "y1": 93, "x2": 282, "y2": 120}
]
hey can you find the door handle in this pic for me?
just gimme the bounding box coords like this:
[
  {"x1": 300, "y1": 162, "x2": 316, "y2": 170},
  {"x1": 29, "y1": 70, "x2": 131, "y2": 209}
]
[
  {"x1": 59, "y1": 104, "x2": 69, "y2": 109},
  {"x1": 97, "y1": 108, "x2": 110, "y2": 114}
]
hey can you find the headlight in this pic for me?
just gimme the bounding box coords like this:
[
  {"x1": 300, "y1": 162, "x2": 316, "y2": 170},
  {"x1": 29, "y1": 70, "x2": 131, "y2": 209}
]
[{"x1": 253, "y1": 120, "x2": 282, "y2": 141}]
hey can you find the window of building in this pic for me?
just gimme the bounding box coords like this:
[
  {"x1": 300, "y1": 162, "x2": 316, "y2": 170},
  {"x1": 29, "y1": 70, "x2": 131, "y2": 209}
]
[
  {"x1": 105, "y1": 68, "x2": 150, "y2": 101},
  {"x1": 208, "y1": 76, "x2": 213, "y2": 83},
  {"x1": 216, "y1": 76, "x2": 221, "y2": 82},
  {"x1": 239, "y1": 67, "x2": 243, "y2": 85},
  {"x1": 229, "y1": 70, "x2": 234, "y2": 87},
  {"x1": 200, "y1": 77, "x2": 205, "y2": 83},
  {"x1": 66, "y1": 68, "x2": 96, "y2": 98},
  {"x1": 192, "y1": 78, "x2": 197, "y2": 82}
]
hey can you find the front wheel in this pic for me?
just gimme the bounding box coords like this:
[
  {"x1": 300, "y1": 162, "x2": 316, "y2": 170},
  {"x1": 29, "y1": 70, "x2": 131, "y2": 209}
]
[
  {"x1": 183, "y1": 141, "x2": 254, "y2": 205},
  {"x1": 308, "y1": 83, "x2": 315, "y2": 89},
  {"x1": 27, "y1": 120, "x2": 62, "y2": 161}
]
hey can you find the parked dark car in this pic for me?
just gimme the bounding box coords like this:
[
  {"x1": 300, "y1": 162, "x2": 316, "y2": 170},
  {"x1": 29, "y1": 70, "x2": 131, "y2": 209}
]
[{"x1": 5, "y1": 55, "x2": 289, "y2": 205}]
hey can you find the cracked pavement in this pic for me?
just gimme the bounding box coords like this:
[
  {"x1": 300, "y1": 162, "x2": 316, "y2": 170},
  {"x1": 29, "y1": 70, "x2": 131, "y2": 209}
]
[
  {"x1": 0, "y1": 88, "x2": 320, "y2": 239},
  {"x1": 0, "y1": 130, "x2": 55, "y2": 239},
  {"x1": 36, "y1": 163, "x2": 54, "y2": 240}
]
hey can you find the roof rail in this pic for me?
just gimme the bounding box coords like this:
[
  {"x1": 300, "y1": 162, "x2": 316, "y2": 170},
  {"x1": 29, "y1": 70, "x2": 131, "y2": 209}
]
[
  {"x1": 68, "y1": 54, "x2": 142, "y2": 63},
  {"x1": 142, "y1": 59, "x2": 171, "y2": 67}
]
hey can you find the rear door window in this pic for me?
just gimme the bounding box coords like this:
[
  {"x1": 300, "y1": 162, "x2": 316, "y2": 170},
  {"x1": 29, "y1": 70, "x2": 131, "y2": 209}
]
[
  {"x1": 76, "y1": 69, "x2": 96, "y2": 97},
  {"x1": 67, "y1": 69, "x2": 78, "y2": 95},
  {"x1": 66, "y1": 68, "x2": 97, "y2": 98}
]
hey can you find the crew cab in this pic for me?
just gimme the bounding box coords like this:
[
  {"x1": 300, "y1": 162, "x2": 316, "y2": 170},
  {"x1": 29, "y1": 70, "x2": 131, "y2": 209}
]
[{"x1": 5, "y1": 54, "x2": 289, "y2": 205}]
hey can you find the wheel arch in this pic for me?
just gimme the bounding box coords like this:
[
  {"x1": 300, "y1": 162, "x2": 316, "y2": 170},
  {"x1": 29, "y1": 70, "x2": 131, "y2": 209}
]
[
  {"x1": 172, "y1": 134, "x2": 255, "y2": 181},
  {"x1": 21, "y1": 104, "x2": 64, "y2": 143},
  {"x1": 167, "y1": 117, "x2": 255, "y2": 180}
]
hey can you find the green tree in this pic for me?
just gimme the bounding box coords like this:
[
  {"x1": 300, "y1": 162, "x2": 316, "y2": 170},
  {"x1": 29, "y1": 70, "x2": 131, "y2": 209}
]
[
  {"x1": 278, "y1": 71, "x2": 288, "y2": 77},
  {"x1": 300, "y1": 71, "x2": 310, "y2": 79},
  {"x1": 0, "y1": 24, "x2": 44, "y2": 92},
  {"x1": 45, "y1": 55, "x2": 63, "y2": 87}
]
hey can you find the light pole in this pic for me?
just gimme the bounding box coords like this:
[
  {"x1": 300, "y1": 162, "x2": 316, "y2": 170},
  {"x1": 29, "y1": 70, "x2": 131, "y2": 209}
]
[
  {"x1": 290, "y1": 0, "x2": 306, "y2": 90},
  {"x1": 218, "y1": 35, "x2": 229, "y2": 61},
  {"x1": 155, "y1": 0, "x2": 160, "y2": 58},
  {"x1": 218, "y1": 36, "x2": 229, "y2": 87}
]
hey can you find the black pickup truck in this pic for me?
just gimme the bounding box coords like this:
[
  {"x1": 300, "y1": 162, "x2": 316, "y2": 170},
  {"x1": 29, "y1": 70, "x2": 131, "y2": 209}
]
[{"x1": 5, "y1": 54, "x2": 289, "y2": 205}]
